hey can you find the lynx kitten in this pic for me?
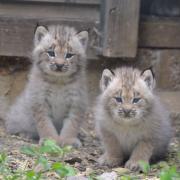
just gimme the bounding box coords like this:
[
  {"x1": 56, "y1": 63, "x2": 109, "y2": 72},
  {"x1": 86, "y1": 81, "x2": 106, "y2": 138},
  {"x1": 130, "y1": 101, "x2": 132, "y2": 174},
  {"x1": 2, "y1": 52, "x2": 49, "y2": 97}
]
[
  {"x1": 95, "y1": 67, "x2": 172, "y2": 171},
  {"x1": 6, "y1": 25, "x2": 88, "y2": 147}
]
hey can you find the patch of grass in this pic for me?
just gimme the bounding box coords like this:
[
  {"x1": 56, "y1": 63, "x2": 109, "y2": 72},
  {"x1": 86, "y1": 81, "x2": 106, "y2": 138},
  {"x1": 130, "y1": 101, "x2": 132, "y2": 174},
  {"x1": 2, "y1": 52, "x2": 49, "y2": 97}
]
[{"x1": 0, "y1": 139, "x2": 76, "y2": 179}]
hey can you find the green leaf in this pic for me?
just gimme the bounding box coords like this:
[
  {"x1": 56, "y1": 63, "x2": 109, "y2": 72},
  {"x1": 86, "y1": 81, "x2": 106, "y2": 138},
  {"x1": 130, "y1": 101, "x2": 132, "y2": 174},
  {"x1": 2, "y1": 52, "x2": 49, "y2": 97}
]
[
  {"x1": 51, "y1": 162, "x2": 63, "y2": 170},
  {"x1": 36, "y1": 156, "x2": 50, "y2": 170},
  {"x1": 5, "y1": 174, "x2": 22, "y2": 180},
  {"x1": 159, "y1": 166, "x2": 180, "y2": 180},
  {"x1": 52, "y1": 162, "x2": 68, "y2": 177},
  {"x1": 158, "y1": 161, "x2": 170, "y2": 169},
  {"x1": 62, "y1": 146, "x2": 72, "y2": 153},
  {"x1": 26, "y1": 170, "x2": 41, "y2": 180},
  {"x1": 120, "y1": 175, "x2": 133, "y2": 180},
  {"x1": 51, "y1": 162, "x2": 76, "y2": 178},
  {"x1": 64, "y1": 165, "x2": 76, "y2": 176},
  {"x1": 39, "y1": 139, "x2": 63, "y2": 155},
  {"x1": 21, "y1": 146, "x2": 37, "y2": 157},
  {"x1": 41, "y1": 139, "x2": 57, "y2": 147},
  {"x1": 0, "y1": 153, "x2": 7, "y2": 163},
  {"x1": 87, "y1": 172, "x2": 99, "y2": 180},
  {"x1": 138, "y1": 160, "x2": 150, "y2": 174}
]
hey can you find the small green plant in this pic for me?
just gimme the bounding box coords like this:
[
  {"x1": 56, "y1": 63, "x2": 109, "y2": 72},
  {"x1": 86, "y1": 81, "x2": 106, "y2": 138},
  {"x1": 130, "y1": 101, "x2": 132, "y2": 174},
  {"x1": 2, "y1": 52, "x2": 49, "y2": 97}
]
[
  {"x1": 120, "y1": 175, "x2": 134, "y2": 180},
  {"x1": 87, "y1": 172, "x2": 100, "y2": 180},
  {"x1": 159, "y1": 166, "x2": 180, "y2": 180},
  {"x1": 25, "y1": 170, "x2": 42, "y2": 180},
  {"x1": 0, "y1": 139, "x2": 76, "y2": 180},
  {"x1": 138, "y1": 160, "x2": 151, "y2": 175},
  {"x1": 21, "y1": 139, "x2": 71, "y2": 157}
]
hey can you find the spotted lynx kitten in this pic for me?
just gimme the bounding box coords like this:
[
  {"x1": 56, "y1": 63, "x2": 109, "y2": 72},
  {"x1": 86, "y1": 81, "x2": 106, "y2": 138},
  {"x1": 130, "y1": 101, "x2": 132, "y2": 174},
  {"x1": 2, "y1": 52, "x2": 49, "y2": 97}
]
[
  {"x1": 95, "y1": 67, "x2": 172, "y2": 171},
  {"x1": 5, "y1": 25, "x2": 88, "y2": 147}
]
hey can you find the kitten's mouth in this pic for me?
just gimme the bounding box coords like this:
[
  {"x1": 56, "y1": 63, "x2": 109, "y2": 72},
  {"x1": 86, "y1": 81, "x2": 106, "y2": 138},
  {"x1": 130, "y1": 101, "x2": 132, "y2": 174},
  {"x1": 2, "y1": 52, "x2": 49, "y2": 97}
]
[
  {"x1": 118, "y1": 109, "x2": 136, "y2": 118},
  {"x1": 120, "y1": 115, "x2": 134, "y2": 120},
  {"x1": 123, "y1": 114, "x2": 136, "y2": 119},
  {"x1": 123, "y1": 114, "x2": 132, "y2": 118},
  {"x1": 50, "y1": 63, "x2": 68, "y2": 73}
]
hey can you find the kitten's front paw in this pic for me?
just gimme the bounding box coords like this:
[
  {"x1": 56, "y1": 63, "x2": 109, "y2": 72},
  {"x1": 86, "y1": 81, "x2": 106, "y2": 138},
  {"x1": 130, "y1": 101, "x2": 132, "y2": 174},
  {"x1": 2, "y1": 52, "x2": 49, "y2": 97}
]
[
  {"x1": 125, "y1": 160, "x2": 141, "y2": 171},
  {"x1": 59, "y1": 137, "x2": 82, "y2": 148},
  {"x1": 19, "y1": 132, "x2": 34, "y2": 140},
  {"x1": 98, "y1": 153, "x2": 122, "y2": 167}
]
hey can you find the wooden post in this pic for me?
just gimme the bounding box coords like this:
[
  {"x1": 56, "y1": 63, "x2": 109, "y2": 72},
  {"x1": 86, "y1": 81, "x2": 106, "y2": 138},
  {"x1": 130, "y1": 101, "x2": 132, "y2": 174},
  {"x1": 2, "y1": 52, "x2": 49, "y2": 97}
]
[{"x1": 101, "y1": 0, "x2": 140, "y2": 58}]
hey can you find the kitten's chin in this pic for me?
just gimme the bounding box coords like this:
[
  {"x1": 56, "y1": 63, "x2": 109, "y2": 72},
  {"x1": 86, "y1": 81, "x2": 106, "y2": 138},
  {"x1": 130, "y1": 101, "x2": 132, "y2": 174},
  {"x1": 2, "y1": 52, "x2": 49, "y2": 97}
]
[
  {"x1": 113, "y1": 116, "x2": 142, "y2": 126},
  {"x1": 45, "y1": 67, "x2": 74, "y2": 77},
  {"x1": 50, "y1": 69, "x2": 69, "y2": 75},
  {"x1": 43, "y1": 70, "x2": 67, "y2": 77},
  {"x1": 48, "y1": 66, "x2": 78, "y2": 77}
]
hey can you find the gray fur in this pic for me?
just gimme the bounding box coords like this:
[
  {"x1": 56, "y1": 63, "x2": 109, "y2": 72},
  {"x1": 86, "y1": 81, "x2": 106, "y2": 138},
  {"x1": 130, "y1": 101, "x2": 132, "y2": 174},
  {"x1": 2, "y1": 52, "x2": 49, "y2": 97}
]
[
  {"x1": 5, "y1": 25, "x2": 88, "y2": 147},
  {"x1": 95, "y1": 67, "x2": 172, "y2": 170}
]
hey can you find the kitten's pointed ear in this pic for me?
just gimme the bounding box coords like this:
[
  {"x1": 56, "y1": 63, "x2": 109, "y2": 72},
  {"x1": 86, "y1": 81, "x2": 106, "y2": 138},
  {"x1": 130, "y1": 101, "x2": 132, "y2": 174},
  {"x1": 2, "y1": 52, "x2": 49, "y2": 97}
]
[
  {"x1": 100, "y1": 69, "x2": 114, "y2": 91},
  {"x1": 141, "y1": 68, "x2": 155, "y2": 90},
  {"x1": 34, "y1": 26, "x2": 48, "y2": 45},
  {"x1": 76, "y1": 31, "x2": 89, "y2": 50}
]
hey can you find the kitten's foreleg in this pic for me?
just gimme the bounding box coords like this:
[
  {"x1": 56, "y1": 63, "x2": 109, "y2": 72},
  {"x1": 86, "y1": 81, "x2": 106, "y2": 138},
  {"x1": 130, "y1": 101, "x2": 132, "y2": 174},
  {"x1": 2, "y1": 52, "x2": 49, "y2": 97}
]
[
  {"x1": 59, "y1": 113, "x2": 82, "y2": 147},
  {"x1": 98, "y1": 126, "x2": 124, "y2": 167},
  {"x1": 125, "y1": 140, "x2": 154, "y2": 171},
  {"x1": 33, "y1": 105, "x2": 59, "y2": 144}
]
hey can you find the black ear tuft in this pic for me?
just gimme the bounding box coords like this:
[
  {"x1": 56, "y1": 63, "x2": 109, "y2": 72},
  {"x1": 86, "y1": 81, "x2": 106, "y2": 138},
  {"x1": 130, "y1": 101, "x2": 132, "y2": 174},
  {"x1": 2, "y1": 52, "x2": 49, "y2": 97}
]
[
  {"x1": 141, "y1": 67, "x2": 156, "y2": 90},
  {"x1": 34, "y1": 23, "x2": 39, "y2": 35},
  {"x1": 141, "y1": 66, "x2": 155, "y2": 79},
  {"x1": 34, "y1": 24, "x2": 48, "y2": 34},
  {"x1": 76, "y1": 30, "x2": 89, "y2": 51},
  {"x1": 34, "y1": 25, "x2": 49, "y2": 45},
  {"x1": 109, "y1": 69, "x2": 115, "y2": 76},
  {"x1": 100, "y1": 69, "x2": 115, "y2": 91}
]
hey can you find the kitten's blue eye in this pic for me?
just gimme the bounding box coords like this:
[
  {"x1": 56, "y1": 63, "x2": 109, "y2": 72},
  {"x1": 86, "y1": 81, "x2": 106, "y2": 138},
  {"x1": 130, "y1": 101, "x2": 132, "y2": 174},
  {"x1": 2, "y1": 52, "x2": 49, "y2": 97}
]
[
  {"x1": 65, "y1": 53, "x2": 75, "y2": 59},
  {"x1": 132, "y1": 98, "x2": 141, "y2": 104},
  {"x1": 115, "y1": 97, "x2": 122, "y2": 103},
  {"x1": 47, "y1": 50, "x2": 55, "y2": 57}
]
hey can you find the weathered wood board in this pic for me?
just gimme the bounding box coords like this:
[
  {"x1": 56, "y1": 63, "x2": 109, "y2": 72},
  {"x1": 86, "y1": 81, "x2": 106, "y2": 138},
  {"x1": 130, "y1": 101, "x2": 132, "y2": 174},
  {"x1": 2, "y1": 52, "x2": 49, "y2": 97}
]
[
  {"x1": 0, "y1": 16, "x2": 96, "y2": 57},
  {"x1": 3, "y1": 0, "x2": 100, "y2": 5},
  {"x1": 0, "y1": 2, "x2": 180, "y2": 58},
  {"x1": 139, "y1": 17, "x2": 180, "y2": 48},
  {"x1": 0, "y1": 18, "x2": 36, "y2": 57},
  {"x1": 101, "y1": 0, "x2": 140, "y2": 58}
]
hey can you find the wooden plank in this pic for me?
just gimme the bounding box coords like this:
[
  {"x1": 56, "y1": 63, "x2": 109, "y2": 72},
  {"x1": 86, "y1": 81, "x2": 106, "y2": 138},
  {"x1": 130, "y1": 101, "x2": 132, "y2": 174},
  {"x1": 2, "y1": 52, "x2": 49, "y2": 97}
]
[
  {"x1": 0, "y1": 3, "x2": 99, "y2": 21},
  {"x1": 139, "y1": 17, "x2": 180, "y2": 48},
  {"x1": 0, "y1": 18, "x2": 36, "y2": 57},
  {"x1": 136, "y1": 49, "x2": 180, "y2": 90},
  {"x1": 1, "y1": 15, "x2": 180, "y2": 58},
  {"x1": 2, "y1": 0, "x2": 100, "y2": 5},
  {"x1": 0, "y1": 16, "x2": 97, "y2": 57},
  {"x1": 101, "y1": 0, "x2": 140, "y2": 58}
]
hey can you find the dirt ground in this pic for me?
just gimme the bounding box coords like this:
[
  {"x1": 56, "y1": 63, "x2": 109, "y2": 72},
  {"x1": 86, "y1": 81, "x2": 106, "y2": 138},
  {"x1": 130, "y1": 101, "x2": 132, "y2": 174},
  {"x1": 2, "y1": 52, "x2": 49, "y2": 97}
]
[{"x1": 0, "y1": 111, "x2": 179, "y2": 180}]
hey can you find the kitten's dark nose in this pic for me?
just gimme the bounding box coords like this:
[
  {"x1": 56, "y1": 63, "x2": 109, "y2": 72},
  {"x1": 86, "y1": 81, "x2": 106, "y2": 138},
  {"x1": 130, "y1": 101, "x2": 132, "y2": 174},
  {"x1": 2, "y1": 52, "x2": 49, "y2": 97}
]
[
  {"x1": 55, "y1": 64, "x2": 64, "y2": 71},
  {"x1": 123, "y1": 109, "x2": 131, "y2": 116}
]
